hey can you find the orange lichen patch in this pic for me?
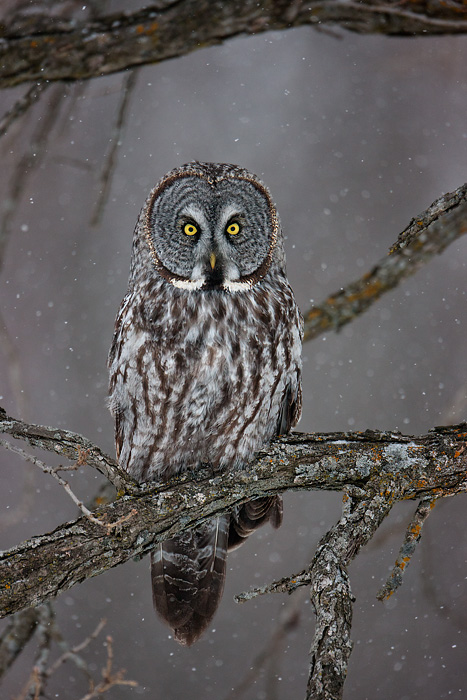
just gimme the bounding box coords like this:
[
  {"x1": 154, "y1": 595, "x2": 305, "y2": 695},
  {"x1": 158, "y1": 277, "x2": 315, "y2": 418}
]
[
  {"x1": 346, "y1": 279, "x2": 384, "y2": 303},
  {"x1": 304, "y1": 308, "x2": 323, "y2": 321},
  {"x1": 147, "y1": 21, "x2": 158, "y2": 34},
  {"x1": 397, "y1": 556, "x2": 411, "y2": 571},
  {"x1": 136, "y1": 21, "x2": 158, "y2": 35},
  {"x1": 404, "y1": 488, "x2": 442, "y2": 501},
  {"x1": 76, "y1": 446, "x2": 90, "y2": 466},
  {"x1": 30, "y1": 40, "x2": 38, "y2": 48},
  {"x1": 408, "y1": 522, "x2": 422, "y2": 537}
]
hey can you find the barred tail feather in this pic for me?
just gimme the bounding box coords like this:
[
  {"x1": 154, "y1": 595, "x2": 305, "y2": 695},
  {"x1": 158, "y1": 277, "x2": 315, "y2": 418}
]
[{"x1": 151, "y1": 515, "x2": 229, "y2": 646}]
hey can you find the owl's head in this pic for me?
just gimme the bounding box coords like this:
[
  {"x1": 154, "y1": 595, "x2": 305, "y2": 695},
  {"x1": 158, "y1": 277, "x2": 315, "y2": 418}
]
[{"x1": 130, "y1": 162, "x2": 286, "y2": 292}]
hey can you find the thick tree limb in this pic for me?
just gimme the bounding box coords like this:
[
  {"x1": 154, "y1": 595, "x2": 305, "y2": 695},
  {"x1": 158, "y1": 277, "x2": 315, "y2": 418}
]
[
  {"x1": 1, "y1": 411, "x2": 466, "y2": 619},
  {"x1": 303, "y1": 182, "x2": 467, "y2": 341},
  {"x1": 1, "y1": 1, "x2": 467, "y2": 88},
  {"x1": 1, "y1": 414, "x2": 466, "y2": 699}
]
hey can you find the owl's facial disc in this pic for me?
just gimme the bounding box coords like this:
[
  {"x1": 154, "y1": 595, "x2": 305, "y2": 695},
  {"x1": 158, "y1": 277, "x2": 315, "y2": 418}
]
[{"x1": 146, "y1": 174, "x2": 277, "y2": 291}]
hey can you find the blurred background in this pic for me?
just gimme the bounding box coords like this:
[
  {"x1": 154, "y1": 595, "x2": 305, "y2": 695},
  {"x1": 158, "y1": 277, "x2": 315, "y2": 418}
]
[{"x1": 0, "y1": 5, "x2": 466, "y2": 698}]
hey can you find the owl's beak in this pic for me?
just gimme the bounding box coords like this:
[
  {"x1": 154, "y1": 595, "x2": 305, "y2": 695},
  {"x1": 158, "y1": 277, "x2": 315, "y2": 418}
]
[{"x1": 203, "y1": 250, "x2": 223, "y2": 289}]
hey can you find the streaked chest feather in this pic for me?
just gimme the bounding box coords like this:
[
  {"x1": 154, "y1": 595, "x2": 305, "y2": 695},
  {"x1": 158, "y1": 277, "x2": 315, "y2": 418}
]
[{"x1": 109, "y1": 278, "x2": 301, "y2": 478}]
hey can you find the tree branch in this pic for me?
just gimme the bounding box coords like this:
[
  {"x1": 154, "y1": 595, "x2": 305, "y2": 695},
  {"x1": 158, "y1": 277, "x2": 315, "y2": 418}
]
[
  {"x1": 0, "y1": 406, "x2": 137, "y2": 494},
  {"x1": 1, "y1": 410, "x2": 466, "y2": 620},
  {"x1": 303, "y1": 182, "x2": 467, "y2": 341},
  {"x1": 2, "y1": 413, "x2": 466, "y2": 699},
  {"x1": 1, "y1": 1, "x2": 467, "y2": 88}
]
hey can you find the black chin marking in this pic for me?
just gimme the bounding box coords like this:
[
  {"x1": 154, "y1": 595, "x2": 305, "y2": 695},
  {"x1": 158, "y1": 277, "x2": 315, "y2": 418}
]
[{"x1": 203, "y1": 266, "x2": 224, "y2": 290}]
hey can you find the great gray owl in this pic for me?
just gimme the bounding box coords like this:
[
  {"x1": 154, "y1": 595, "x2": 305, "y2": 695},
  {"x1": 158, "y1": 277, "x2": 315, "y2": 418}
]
[{"x1": 108, "y1": 161, "x2": 302, "y2": 645}]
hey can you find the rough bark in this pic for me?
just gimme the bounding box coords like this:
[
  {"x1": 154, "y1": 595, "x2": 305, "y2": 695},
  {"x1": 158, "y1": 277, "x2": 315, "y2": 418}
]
[
  {"x1": 1, "y1": 415, "x2": 466, "y2": 618},
  {"x1": 1, "y1": 0, "x2": 467, "y2": 88},
  {"x1": 1, "y1": 412, "x2": 466, "y2": 698}
]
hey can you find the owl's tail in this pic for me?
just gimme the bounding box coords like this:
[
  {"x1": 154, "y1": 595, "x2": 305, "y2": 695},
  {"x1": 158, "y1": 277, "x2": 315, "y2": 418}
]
[
  {"x1": 151, "y1": 496, "x2": 283, "y2": 646},
  {"x1": 151, "y1": 515, "x2": 229, "y2": 646}
]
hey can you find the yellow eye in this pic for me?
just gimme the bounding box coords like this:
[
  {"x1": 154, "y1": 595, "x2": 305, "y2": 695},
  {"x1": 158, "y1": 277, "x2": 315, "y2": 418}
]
[
  {"x1": 226, "y1": 222, "x2": 240, "y2": 236},
  {"x1": 184, "y1": 223, "x2": 198, "y2": 236}
]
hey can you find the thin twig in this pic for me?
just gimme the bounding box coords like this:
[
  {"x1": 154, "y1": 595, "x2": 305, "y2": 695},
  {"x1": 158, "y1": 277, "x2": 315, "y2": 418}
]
[
  {"x1": 0, "y1": 437, "x2": 107, "y2": 527},
  {"x1": 0, "y1": 83, "x2": 65, "y2": 273},
  {"x1": 0, "y1": 81, "x2": 49, "y2": 140},
  {"x1": 235, "y1": 568, "x2": 312, "y2": 602},
  {"x1": 91, "y1": 69, "x2": 139, "y2": 226},
  {"x1": 45, "y1": 619, "x2": 107, "y2": 678},
  {"x1": 0, "y1": 609, "x2": 40, "y2": 678},
  {"x1": 377, "y1": 497, "x2": 437, "y2": 601},
  {"x1": 0, "y1": 407, "x2": 138, "y2": 493},
  {"x1": 10, "y1": 609, "x2": 137, "y2": 700},
  {"x1": 78, "y1": 635, "x2": 138, "y2": 700}
]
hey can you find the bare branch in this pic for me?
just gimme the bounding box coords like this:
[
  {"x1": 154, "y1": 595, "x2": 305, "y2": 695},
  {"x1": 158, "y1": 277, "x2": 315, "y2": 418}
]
[
  {"x1": 1, "y1": 1, "x2": 467, "y2": 88},
  {"x1": 91, "y1": 68, "x2": 139, "y2": 226},
  {"x1": 0, "y1": 407, "x2": 137, "y2": 493},
  {"x1": 303, "y1": 182, "x2": 467, "y2": 341},
  {"x1": 45, "y1": 618, "x2": 106, "y2": 679},
  {"x1": 1, "y1": 411, "x2": 466, "y2": 619},
  {"x1": 0, "y1": 84, "x2": 65, "y2": 273},
  {"x1": 7, "y1": 609, "x2": 137, "y2": 700},
  {"x1": 0, "y1": 438, "x2": 117, "y2": 528},
  {"x1": 16, "y1": 603, "x2": 55, "y2": 700},
  {"x1": 235, "y1": 566, "x2": 314, "y2": 602},
  {"x1": 306, "y1": 488, "x2": 394, "y2": 699},
  {"x1": 77, "y1": 635, "x2": 138, "y2": 700},
  {"x1": 0, "y1": 608, "x2": 39, "y2": 678},
  {"x1": 377, "y1": 496, "x2": 437, "y2": 601},
  {"x1": 0, "y1": 81, "x2": 49, "y2": 140}
]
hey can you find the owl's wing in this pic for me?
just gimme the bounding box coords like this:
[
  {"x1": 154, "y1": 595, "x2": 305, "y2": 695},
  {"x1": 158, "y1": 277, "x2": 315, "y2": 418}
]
[
  {"x1": 277, "y1": 379, "x2": 302, "y2": 436},
  {"x1": 228, "y1": 379, "x2": 300, "y2": 550},
  {"x1": 151, "y1": 515, "x2": 229, "y2": 646},
  {"x1": 228, "y1": 495, "x2": 283, "y2": 551}
]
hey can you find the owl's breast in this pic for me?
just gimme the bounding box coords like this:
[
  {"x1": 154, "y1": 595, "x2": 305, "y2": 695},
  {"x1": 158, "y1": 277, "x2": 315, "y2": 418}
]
[{"x1": 109, "y1": 280, "x2": 301, "y2": 481}]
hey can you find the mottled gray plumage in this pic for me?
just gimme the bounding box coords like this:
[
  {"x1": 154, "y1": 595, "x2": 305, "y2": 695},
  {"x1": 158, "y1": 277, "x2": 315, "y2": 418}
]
[{"x1": 108, "y1": 162, "x2": 302, "y2": 645}]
